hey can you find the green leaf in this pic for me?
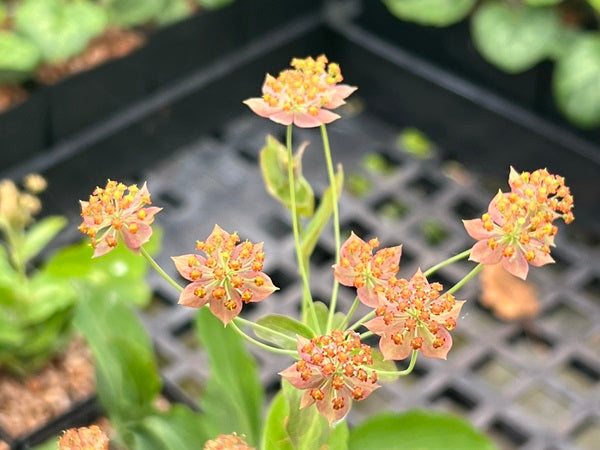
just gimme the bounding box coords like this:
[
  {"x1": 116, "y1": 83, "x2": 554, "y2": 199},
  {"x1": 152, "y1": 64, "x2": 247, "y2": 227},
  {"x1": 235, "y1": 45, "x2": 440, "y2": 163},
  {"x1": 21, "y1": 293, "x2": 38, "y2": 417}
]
[
  {"x1": 262, "y1": 390, "x2": 293, "y2": 450},
  {"x1": 589, "y1": 0, "x2": 600, "y2": 13},
  {"x1": 326, "y1": 420, "x2": 349, "y2": 450},
  {"x1": 22, "y1": 216, "x2": 66, "y2": 264},
  {"x1": 255, "y1": 314, "x2": 314, "y2": 350},
  {"x1": 300, "y1": 165, "x2": 343, "y2": 260},
  {"x1": 282, "y1": 380, "x2": 330, "y2": 450},
  {"x1": 383, "y1": 0, "x2": 476, "y2": 27},
  {"x1": 0, "y1": 30, "x2": 40, "y2": 83},
  {"x1": 128, "y1": 405, "x2": 208, "y2": 450},
  {"x1": 156, "y1": 0, "x2": 193, "y2": 26},
  {"x1": 0, "y1": 246, "x2": 18, "y2": 285},
  {"x1": 197, "y1": 0, "x2": 234, "y2": 10},
  {"x1": 362, "y1": 153, "x2": 395, "y2": 175},
  {"x1": 397, "y1": 127, "x2": 434, "y2": 159},
  {"x1": 15, "y1": 0, "x2": 107, "y2": 63},
  {"x1": 471, "y1": 1, "x2": 561, "y2": 73},
  {"x1": 44, "y1": 230, "x2": 161, "y2": 307},
  {"x1": 105, "y1": 0, "x2": 167, "y2": 26},
  {"x1": 74, "y1": 291, "x2": 160, "y2": 423},
  {"x1": 196, "y1": 308, "x2": 264, "y2": 446},
  {"x1": 260, "y1": 135, "x2": 315, "y2": 218},
  {"x1": 349, "y1": 410, "x2": 496, "y2": 450},
  {"x1": 553, "y1": 35, "x2": 600, "y2": 128},
  {"x1": 308, "y1": 301, "x2": 346, "y2": 335}
]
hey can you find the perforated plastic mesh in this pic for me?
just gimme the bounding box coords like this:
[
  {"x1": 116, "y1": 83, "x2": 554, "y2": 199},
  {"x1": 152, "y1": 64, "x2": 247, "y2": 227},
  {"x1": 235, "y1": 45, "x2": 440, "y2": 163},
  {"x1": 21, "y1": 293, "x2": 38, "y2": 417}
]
[{"x1": 136, "y1": 111, "x2": 600, "y2": 450}]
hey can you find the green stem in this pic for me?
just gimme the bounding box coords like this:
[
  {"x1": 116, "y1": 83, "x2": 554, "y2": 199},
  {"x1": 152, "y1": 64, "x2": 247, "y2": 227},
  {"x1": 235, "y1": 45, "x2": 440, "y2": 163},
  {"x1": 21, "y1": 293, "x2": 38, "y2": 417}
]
[
  {"x1": 321, "y1": 124, "x2": 342, "y2": 335},
  {"x1": 447, "y1": 263, "x2": 483, "y2": 296},
  {"x1": 360, "y1": 331, "x2": 373, "y2": 340},
  {"x1": 286, "y1": 125, "x2": 321, "y2": 334},
  {"x1": 140, "y1": 246, "x2": 183, "y2": 292},
  {"x1": 339, "y1": 296, "x2": 360, "y2": 331},
  {"x1": 348, "y1": 310, "x2": 376, "y2": 332},
  {"x1": 374, "y1": 350, "x2": 418, "y2": 377},
  {"x1": 229, "y1": 321, "x2": 298, "y2": 356},
  {"x1": 234, "y1": 316, "x2": 297, "y2": 345},
  {"x1": 423, "y1": 249, "x2": 471, "y2": 278}
]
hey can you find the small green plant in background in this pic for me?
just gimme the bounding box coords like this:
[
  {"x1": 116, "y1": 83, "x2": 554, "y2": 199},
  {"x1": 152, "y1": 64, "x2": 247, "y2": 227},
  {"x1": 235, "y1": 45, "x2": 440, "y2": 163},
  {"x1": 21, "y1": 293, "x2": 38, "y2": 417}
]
[
  {"x1": 0, "y1": 174, "x2": 159, "y2": 376},
  {"x1": 383, "y1": 0, "x2": 600, "y2": 128}
]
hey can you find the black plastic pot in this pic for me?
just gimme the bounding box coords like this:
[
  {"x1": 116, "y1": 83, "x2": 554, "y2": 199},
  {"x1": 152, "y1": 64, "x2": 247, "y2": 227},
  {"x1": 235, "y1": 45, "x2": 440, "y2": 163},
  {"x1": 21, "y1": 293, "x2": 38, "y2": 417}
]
[{"x1": 356, "y1": 0, "x2": 600, "y2": 145}]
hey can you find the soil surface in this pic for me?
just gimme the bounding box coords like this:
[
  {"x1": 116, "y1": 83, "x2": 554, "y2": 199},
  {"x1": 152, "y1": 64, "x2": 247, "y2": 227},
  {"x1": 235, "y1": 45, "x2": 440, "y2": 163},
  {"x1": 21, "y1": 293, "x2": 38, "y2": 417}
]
[
  {"x1": 35, "y1": 28, "x2": 145, "y2": 85},
  {"x1": 0, "y1": 336, "x2": 95, "y2": 439},
  {"x1": 0, "y1": 84, "x2": 27, "y2": 114}
]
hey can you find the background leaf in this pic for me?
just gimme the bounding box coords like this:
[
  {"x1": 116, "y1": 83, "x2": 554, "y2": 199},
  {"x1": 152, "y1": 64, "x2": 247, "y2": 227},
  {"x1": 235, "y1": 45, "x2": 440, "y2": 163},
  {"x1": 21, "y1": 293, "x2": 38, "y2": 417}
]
[
  {"x1": 196, "y1": 308, "x2": 264, "y2": 446},
  {"x1": 553, "y1": 35, "x2": 600, "y2": 128},
  {"x1": 15, "y1": 0, "x2": 107, "y2": 63},
  {"x1": 383, "y1": 0, "x2": 476, "y2": 27},
  {"x1": 525, "y1": 0, "x2": 562, "y2": 5},
  {"x1": 349, "y1": 410, "x2": 496, "y2": 450},
  {"x1": 0, "y1": 31, "x2": 40, "y2": 83},
  {"x1": 74, "y1": 291, "x2": 161, "y2": 424},
  {"x1": 255, "y1": 314, "x2": 314, "y2": 350},
  {"x1": 105, "y1": 0, "x2": 166, "y2": 26},
  {"x1": 21, "y1": 216, "x2": 66, "y2": 264},
  {"x1": 262, "y1": 391, "x2": 293, "y2": 450},
  {"x1": 471, "y1": 1, "x2": 562, "y2": 73}
]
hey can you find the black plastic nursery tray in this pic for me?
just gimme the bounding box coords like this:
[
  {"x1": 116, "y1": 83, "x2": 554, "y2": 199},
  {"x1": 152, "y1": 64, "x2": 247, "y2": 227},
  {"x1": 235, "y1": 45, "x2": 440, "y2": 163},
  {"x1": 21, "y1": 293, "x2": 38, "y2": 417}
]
[{"x1": 2, "y1": 5, "x2": 600, "y2": 450}]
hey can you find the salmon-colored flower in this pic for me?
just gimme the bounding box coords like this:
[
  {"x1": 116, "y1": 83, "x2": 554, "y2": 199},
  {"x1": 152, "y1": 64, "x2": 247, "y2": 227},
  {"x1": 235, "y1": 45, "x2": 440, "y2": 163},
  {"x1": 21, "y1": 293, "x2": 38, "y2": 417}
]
[
  {"x1": 365, "y1": 269, "x2": 464, "y2": 361},
  {"x1": 204, "y1": 433, "x2": 253, "y2": 450},
  {"x1": 333, "y1": 232, "x2": 402, "y2": 308},
  {"x1": 79, "y1": 181, "x2": 161, "y2": 258},
  {"x1": 172, "y1": 225, "x2": 278, "y2": 325},
  {"x1": 463, "y1": 168, "x2": 574, "y2": 280},
  {"x1": 243, "y1": 54, "x2": 356, "y2": 128},
  {"x1": 279, "y1": 331, "x2": 379, "y2": 425},
  {"x1": 58, "y1": 425, "x2": 109, "y2": 450}
]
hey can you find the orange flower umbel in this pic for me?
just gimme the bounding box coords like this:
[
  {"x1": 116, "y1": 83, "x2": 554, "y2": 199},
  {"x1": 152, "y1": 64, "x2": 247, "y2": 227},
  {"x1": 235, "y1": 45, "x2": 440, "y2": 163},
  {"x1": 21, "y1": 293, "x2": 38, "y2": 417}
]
[
  {"x1": 58, "y1": 426, "x2": 109, "y2": 450},
  {"x1": 279, "y1": 331, "x2": 379, "y2": 425},
  {"x1": 365, "y1": 269, "x2": 465, "y2": 361},
  {"x1": 172, "y1": 225, "x2": 278, "y2": 325},
  {"x1": 243, "y1": 54, "x2": 356, "y2": 128},
  {"x1": 463, "y1": 167, "x2": 574, "y2": 280},
  {"x1": 79, "y1": 181, "x2": 161, "y2": 258},
  {"x1": 333, "y1": 232, "x2": 402, "y2": 308},
  {"x1": 204, "y1": 433, "x2": 253, "y2": 450}
]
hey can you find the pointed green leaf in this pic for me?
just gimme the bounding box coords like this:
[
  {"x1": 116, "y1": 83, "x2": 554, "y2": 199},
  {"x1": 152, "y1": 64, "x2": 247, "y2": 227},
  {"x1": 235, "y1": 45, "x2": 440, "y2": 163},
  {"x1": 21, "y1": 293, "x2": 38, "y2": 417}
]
[
  {"x1": 262, "y1": 390, "x2": 293, "y2": 450},
  {"x1": 22, "y1": 216, "x2": 67, "y2": 264},
  {"x1": 349, "y1": 410, "x2": 496, "y2": 450},
  {"x1": 282, "y1": 379, "x2": 330, "y2": 450},
  {"x1": 308, "y1": 301, "x2": 346, "y2": 336},
  {"x1": 260, "y1": 135, "x2": 315, "y2": 218},
  {"x1": 255, "y1": 314, "x2": 314, "y2": 350},
  {"x1": 554, "y1": 35, "x2": 600, "y2": 128},
  {"x1": 196, "y1": 308, "x2": 264, "y2": 446},
  {"x1": 326, "y1": 421, "x2": 349, "y2": 450},
  {"x1": 74, "y1": 291, "x2": 160, "y2": 423},
  {"x1": 128, "y1": 405, "x2": 208, "y2": 450},
  {"x1": 301, "y1": 165, "x2": 343, "y2": 260},
  {"x1": 383, "y1": 0, "x2": 476, "y2": 27},
  {"x1": 471, "y1": 2, "x2": 561, "y2": 73}
]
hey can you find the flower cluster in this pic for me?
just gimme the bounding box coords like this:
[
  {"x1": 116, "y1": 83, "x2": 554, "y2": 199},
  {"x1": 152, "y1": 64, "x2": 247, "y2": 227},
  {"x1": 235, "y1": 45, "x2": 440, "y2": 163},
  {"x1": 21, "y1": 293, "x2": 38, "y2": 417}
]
[
  {"x1": 79, "y1": 180, "x2": 161, "y2": 257},
  {"x1": 204, "y1": 433, "x2": 253, "y2": 450},
  {"x1": 463, "y1": 167, "x2": 574, "y2": 279},
  {"x1": 365, "y1": 270, "x2": 464, "y2": 360},
  {"x1": 333, "y1": 232, "x2": 402, "y2": 308},
  {"x1": 243, "y1": 54, "x2": 356, "y2": 128},
  {"x1": 58, "y1": 426, "x2": 109, "y2": 450},
  {"x1": 172, "y1": 224, "x2": 278, "y2": 325},
  {"x1": 280, "y1": 331, "x2": 379, "y2": 424},
  {"x1": 0, "y1": 174, "x2": 45, "y2": 229}
]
